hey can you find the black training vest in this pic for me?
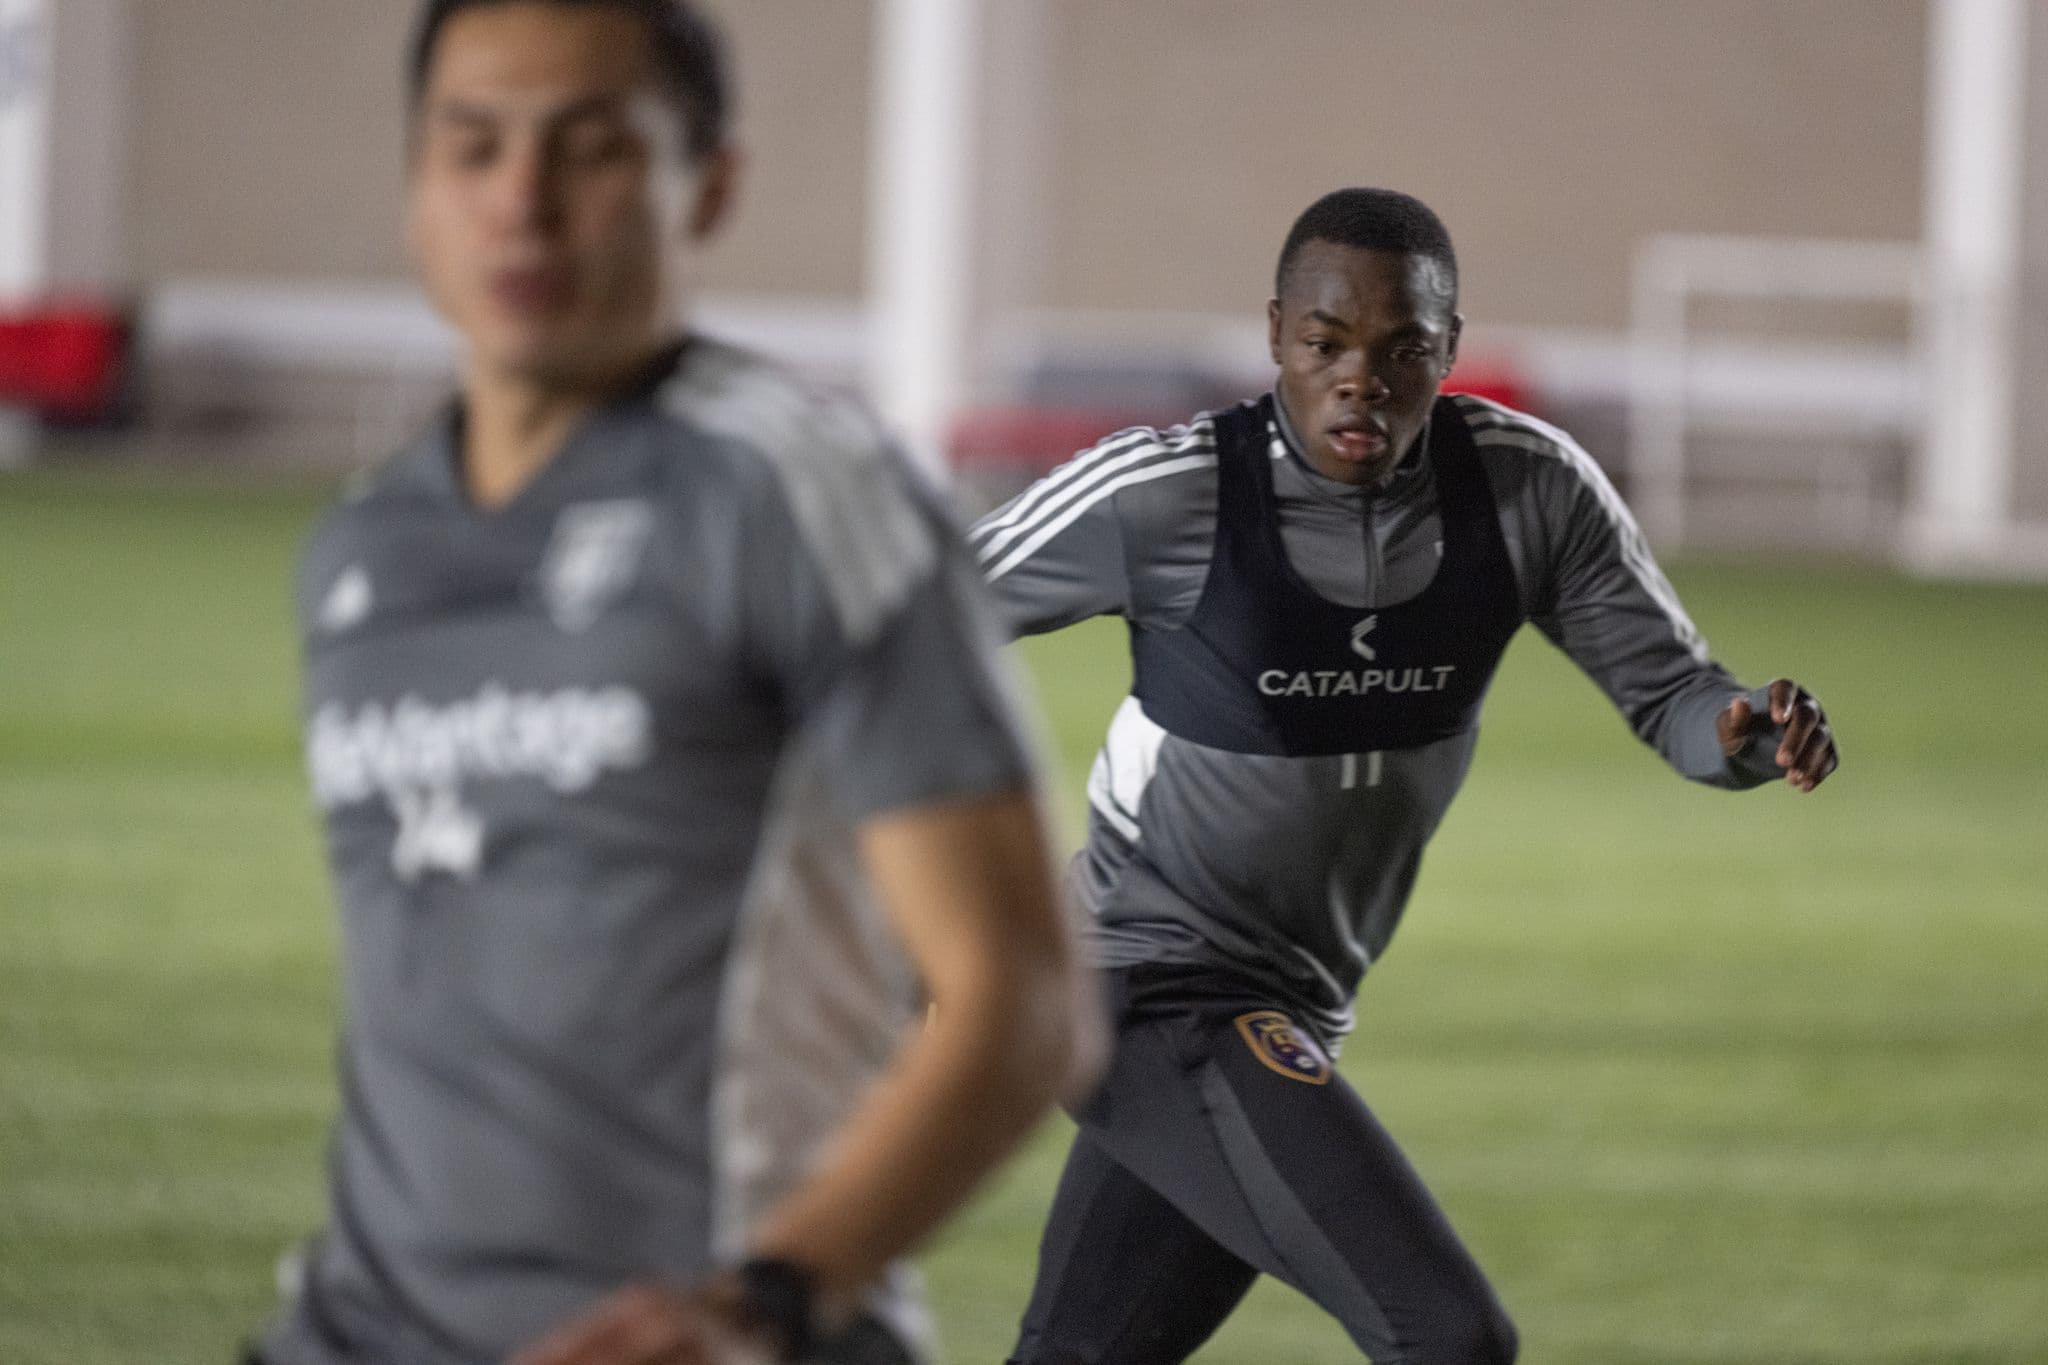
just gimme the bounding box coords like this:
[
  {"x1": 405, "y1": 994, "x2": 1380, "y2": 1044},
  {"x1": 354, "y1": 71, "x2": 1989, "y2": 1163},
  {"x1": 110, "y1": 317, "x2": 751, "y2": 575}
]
[{"x1": 1129, "y1": 395, "x2": 1526, "y2": 756}]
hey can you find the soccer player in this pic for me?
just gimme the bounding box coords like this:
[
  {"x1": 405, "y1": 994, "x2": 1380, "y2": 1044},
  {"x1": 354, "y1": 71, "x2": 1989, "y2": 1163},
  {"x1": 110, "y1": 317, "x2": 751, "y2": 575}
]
[
  {"x1": 247, "y1": 3, "x2": 1100, "y2": 1363},
  {"x1": 975, "y1": 188, "x2": 1840, "y2": 1364}
]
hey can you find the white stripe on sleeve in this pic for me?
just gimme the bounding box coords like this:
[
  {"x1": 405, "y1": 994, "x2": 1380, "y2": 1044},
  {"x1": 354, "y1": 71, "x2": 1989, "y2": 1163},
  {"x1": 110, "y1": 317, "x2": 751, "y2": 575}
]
[
  {"x1": 983, "y1": 452, "x2": 1218, "y2": 584},
  {"x1": 969, "y1": 425, "x2": 1171, "y2": 545},
  {"x1": 970, "y1": 419, "x2": 1217, "y2": 566}
]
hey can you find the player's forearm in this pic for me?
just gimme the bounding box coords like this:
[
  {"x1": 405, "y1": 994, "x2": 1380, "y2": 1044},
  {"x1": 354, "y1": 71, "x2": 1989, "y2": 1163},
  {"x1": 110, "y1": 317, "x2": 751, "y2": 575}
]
[
  {"x1": 1547, "y1": 612, "x2": 1772, "y2": 787},
  {"x1": 745, "y1": 789, "x2": 1104, "y2": 1312},
  {"x1": 746, "y1": 941, "x2": 1089, "y2": 1308},
  {"x1": 1630, "y1": 670, "x2": 1751, "y2": 786},
  {"x1": 1633, "y1": 671, "x2": 1791, "y2": 789}
]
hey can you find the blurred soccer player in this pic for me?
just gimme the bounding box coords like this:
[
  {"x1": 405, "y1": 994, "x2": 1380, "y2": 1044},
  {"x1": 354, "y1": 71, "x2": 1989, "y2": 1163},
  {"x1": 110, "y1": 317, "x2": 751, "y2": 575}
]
[
  {"x1": 245, "y1": 3, "x2": 1100, "y2": 1363},
  {"x1": 974, "y1": 188, "x2": 1840, "y2": 1364}
]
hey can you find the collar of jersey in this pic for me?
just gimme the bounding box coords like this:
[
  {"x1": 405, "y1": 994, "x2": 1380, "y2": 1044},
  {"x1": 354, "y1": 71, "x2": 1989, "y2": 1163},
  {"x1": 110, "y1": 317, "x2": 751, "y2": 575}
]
[
  {"x1": 1268, "y1": 391, "x2": 1431, "y2": 510},
  {"x1": 408, "y1": 339, "x2": 695, "y2": 514}
]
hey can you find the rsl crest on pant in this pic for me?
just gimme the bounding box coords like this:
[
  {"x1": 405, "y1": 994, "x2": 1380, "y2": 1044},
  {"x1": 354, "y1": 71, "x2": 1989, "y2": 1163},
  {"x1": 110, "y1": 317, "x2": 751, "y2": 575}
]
[{"x1": 1233, "y1": 1009, "x2": 1331, "y2": 1085}]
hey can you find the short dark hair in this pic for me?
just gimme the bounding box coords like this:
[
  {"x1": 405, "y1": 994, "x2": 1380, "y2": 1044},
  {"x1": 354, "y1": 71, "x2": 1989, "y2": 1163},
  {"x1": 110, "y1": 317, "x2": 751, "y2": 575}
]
[
  {"x1": 1275, "y1": 188, "x2": 1458, "y2": 306},
  {"x1": 408, "y1": 0, "x2": 731, "y2": 161}
]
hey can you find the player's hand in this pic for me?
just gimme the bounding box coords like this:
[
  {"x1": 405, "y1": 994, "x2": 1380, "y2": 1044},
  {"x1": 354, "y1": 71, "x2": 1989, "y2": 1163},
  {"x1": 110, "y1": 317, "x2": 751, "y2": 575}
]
[
  {"x1": 1717, "y1": 677, "x2": 1839, "y2": 793},
  {"x1": 507, "y1": 1282, "x2": 778, "y2": 1365}
]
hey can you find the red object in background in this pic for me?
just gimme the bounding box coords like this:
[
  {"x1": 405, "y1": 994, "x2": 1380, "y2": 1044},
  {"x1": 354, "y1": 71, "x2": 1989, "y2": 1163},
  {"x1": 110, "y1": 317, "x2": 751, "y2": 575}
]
[
  {"x1": 0, "y1": 305, "x2": 130, "y2": 420},
  {"x1": 950, "y1": 406, "x2": 1160, "y2": 478}
]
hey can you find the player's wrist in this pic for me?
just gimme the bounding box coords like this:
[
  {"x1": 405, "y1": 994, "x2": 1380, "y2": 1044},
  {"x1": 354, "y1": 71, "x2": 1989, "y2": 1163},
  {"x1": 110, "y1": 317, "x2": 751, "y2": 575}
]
[{"x1": 707, "y1": 1256, "x2": 820, "y2": 1363}]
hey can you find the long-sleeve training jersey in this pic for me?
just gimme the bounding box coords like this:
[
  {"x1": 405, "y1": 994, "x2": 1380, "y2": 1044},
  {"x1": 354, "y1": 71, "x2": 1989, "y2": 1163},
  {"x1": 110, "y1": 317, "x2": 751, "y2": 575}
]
[{"x1": 971, "y1": 392, "x2": 1780, "y2": 1041}]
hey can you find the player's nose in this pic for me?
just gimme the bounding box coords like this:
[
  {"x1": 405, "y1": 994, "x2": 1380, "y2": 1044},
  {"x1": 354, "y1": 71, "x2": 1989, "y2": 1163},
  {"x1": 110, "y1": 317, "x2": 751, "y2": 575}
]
[
  {"x1": 486, "y1": 144, "x2": 560, "y2": 233},
  {"x1": 1331, "y1": 353, "x2": 1368, "y2": 398},
  {"x1": 1333, "y1": 366, "x2": 1389, "y2": 404}
]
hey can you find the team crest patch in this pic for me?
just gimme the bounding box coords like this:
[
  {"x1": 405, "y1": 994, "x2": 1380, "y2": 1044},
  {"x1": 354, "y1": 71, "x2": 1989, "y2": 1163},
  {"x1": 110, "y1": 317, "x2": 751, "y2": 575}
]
[
  {"x1": 540, "y1": 500, "x2": 654, "y2": 632},
  {"x1": 1233, "y1": 1010, "x2": 1331, "y2": 1085}
]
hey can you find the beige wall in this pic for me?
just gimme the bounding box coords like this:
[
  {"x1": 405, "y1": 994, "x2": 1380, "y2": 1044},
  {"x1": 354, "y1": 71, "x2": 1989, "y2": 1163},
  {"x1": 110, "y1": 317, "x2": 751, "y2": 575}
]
[
  {"x1": 1045, "y1": 0, "x2": 1926, "y2": 327},
  {"x1": 129, "y1": 0, "x2": 875, "y2": 293},
  {"x1": 132, "y1": 0, "x2": 414, "y2": 279},
  {"x1": 129, "y1": 0, "x2": 1927, "y2": 330}
]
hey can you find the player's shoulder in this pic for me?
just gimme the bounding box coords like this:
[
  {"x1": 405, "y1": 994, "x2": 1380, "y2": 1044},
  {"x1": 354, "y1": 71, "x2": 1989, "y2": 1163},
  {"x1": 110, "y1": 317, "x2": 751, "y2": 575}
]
[
  {"x1": 969, "y1": 408, "x2": 1222, "y2": 552},
  {"x1": 1084, "y1": 411, "x2": 1226, "y2": 528},
  {"x1": 294, "y1": 426, "x2": 452, "y2": 622},
  {"x1": 307, "y1": 422, "x2": 461, "y2": 555},
  {"x1": 1074, "y1": 408, "x2": 1226, "y2": 471},
  {"x1": 1447, "y1": 392, "x2": 1615, "y2": 500},
  {"x1": 655, "y1": 335, "x2": 908, "y2": 486},
  {"x1": 1080, "y1": 410, "x2": 1226, "y2": 479},
  {"x1": 1450, "y1": 392, "x2": 1578, "y2": 460},
  {"x1": 654, "y1": 335, "x2": 943, "y2": 639}
]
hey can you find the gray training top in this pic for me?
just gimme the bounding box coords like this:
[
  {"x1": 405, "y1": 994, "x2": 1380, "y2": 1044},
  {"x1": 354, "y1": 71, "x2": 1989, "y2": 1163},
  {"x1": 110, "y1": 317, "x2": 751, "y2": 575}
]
[
  {"x1": 261, "y1": 339, "x2": 1031, "y2": 1365},
  {"x1": 971, "y1": 392, "x2": 1781, "y2": 1043}
]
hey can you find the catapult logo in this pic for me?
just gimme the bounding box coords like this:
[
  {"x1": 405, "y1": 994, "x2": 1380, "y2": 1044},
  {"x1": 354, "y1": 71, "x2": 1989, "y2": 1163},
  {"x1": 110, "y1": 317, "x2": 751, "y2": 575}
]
[
  {"x1": 308, "y1": 684, "x2": 653, "y2": 880},
  {"x1": 1253, "y1": 614, "x2": 1461, "y2": 698},
  {"x1": 1349, "y1": 615, "x2": 1378, "y2": 662}
]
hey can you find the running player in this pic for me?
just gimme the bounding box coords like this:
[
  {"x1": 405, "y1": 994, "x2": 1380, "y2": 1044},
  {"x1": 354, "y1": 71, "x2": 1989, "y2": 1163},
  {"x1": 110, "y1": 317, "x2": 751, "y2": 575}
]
[
  {"x1": 975, "y1": 188, "x2": 1839, "y2": 1364},
  {"x1": 247, "y1": 3, "x2": 1099, "y2": 1363}
]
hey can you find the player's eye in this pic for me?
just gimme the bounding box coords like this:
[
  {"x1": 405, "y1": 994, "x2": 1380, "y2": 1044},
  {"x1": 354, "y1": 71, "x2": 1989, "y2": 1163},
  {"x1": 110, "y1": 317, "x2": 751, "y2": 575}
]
[
  {"x1": 453, "y1": 139, "x2": 498, "y2": 169},
  {"x1": 1304, "y1": 338, "x2": 1337, "y2": 358},
  {"x1": 433, "y1": 127, "x2": 499, "y2": 170},
  {"x1": 559, "y1": 123, "x2": 636, "y2": 165}
]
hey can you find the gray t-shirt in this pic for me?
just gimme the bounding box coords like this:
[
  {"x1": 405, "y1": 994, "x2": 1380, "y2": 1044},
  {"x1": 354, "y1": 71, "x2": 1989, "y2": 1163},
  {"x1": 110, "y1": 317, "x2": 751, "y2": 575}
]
[
  {"x1": 262, "y1": 339, "x2": 1031, "y2": 1364},
  {"x1": 972, "y1": 392, "x2": 1780, "y2": 1043}
]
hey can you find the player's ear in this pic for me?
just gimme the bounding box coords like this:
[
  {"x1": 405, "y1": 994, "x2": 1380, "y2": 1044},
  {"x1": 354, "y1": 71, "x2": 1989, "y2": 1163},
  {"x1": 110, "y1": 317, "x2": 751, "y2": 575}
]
[
  {"x1": 1267, "y1": 298, "x2": 1283, "y2": 365},
  {"x1": 687, "y1": 144, "x2": 742, "y2": 242},
  {"x1": 1442, "y1": 313, "x2": 1464, "y2": 377}
]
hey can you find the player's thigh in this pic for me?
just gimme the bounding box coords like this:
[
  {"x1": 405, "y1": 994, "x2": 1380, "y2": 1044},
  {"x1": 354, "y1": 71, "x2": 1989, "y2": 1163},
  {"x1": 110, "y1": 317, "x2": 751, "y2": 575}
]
[
  {"x1": 1012, "y1": 1130, "x2": 1258, "y2": 1365},
  {"x1": 1191, "y1": 1003, "x2": 1515, "y2": 1362},
  {"x1": 1078, "y1": 979, "x2": 1512, "y2": 1360}
]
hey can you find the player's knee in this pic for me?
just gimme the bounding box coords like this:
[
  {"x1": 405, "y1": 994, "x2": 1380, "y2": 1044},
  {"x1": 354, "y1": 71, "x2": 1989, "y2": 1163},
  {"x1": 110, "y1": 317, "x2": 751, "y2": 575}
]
[
  {"x1": 1390, "y1": 1273, "x2": 1516, "y2": 1365},
  {"x1": 1466, "y1": 1301, "x2": 1518, "y2": 1365},
  {"x1": 1410, "y1": 1293, "x2": 1517, "y2": 1365}
]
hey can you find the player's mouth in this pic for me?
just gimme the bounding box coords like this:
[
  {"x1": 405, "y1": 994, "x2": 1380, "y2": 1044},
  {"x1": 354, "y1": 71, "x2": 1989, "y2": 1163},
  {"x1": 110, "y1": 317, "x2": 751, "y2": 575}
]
[
  {"x1": 488, "y1": 265, "x2": 574, "y2": 316},
  {"x1": 1325, "y1": 419, "x2": 1389, "y2": 464}
]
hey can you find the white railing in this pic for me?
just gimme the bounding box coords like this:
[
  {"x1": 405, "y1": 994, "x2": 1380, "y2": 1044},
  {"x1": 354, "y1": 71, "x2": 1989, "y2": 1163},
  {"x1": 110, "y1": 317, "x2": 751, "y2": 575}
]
[{"x1": 1628, "y1": 234, "x2": 1928, "y2": 551}]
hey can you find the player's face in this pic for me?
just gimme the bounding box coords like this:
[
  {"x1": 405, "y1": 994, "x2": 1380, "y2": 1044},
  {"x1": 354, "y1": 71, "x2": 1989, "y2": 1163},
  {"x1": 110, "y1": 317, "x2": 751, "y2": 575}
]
[
  {"x1": 1268, "y1": 243, "x2": 1462, "y2": 486},
  {"x1": 407, "y1": 3, "x2": 733, "y2": 391}
]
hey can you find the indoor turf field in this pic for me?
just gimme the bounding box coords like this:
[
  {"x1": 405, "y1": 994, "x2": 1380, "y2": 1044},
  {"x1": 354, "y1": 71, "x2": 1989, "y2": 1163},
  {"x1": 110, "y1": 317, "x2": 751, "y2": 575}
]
[{"x1": 2, "y1": 468, "x2": 2044, "y2": 1365}]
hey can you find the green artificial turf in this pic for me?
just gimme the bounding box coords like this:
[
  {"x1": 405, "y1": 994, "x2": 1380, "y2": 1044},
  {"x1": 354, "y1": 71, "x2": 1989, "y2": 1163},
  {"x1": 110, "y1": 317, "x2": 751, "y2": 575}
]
[{"x1": 3, "y1": 468, "x2": 2044, "y2": 1364}]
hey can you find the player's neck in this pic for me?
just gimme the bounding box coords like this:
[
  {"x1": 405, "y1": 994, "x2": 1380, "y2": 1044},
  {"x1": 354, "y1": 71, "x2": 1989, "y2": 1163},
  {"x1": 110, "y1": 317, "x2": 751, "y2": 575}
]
[
  {"x1": 457, "y1": 353, "x2": 657, "y2": 510},
  {"x1": 459, "y1": 381, "x2": 588, "y2": 510}
]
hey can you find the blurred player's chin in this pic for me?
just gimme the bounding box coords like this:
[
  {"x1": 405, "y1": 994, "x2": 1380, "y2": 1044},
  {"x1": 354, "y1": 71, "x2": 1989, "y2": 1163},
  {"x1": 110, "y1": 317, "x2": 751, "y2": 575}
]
[{"x1": 473, "y1": 329, "x2": 617, "y2": 388}]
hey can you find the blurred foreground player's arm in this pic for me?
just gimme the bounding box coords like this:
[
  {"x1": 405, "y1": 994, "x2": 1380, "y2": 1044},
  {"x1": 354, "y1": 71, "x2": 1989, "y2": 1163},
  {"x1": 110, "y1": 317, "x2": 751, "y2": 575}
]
[
  {"x1": 515, "y1": 428, "x2": 1104, "y2": 1365},
  {"x1": 699, "y1": 383, "x2": 1107, "y2": 1330},
  {"x1": 516, "y1": 789, "x2": 1098, "y2": 1365},
  {"x1": 750, "y1": 788, "x2": 1100, "y2": 1291},
  {"x1": 1489, "y1": 405, "x2": 1840, "y2": 793}
]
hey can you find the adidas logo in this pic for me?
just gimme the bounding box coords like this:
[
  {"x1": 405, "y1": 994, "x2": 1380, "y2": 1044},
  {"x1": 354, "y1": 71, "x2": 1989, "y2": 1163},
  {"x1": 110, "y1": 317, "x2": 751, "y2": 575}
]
[{"x1": 319, "y1": 565, "x2": 373, "y2": 633}]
